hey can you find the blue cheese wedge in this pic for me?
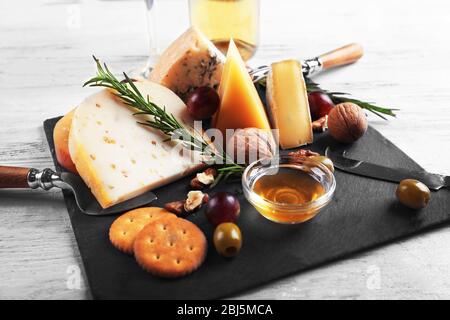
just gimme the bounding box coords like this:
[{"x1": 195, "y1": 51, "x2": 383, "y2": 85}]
[
  {"x1": 69, "y1": 80, "x2": 204, "y2": 208},
  {"x1": 149, "y1": 26, "x2": 225, "y2": 100}
]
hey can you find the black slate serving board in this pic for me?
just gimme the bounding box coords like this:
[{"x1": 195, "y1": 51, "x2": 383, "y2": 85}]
[{"x1": 44, "y1": 117, "x2": 450, "y2": 299}]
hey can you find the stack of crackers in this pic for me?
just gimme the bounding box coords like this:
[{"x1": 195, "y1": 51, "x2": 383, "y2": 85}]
[{"x1": 109, "y1": 207, "x2": 207, "y2": 278}]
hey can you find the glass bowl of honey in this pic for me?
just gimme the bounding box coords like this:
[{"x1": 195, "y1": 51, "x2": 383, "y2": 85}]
[{"x1": 242, "y1": 155, "x2": 336, "y2": 224}]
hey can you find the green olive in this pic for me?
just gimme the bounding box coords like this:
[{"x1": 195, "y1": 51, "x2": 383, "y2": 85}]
[
  {"x1": 396, "y1": 179, "x2": 431, "y2": 210},
  {"x1": 309, "y1": 155, "x2": 335, "y2": 173},
  {"x1": 213, "y1": 223, "x2": 242, "y2": 257}
]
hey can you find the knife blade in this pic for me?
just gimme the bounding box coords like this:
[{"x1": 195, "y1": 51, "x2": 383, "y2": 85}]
[
  {"x1": 60, "y1": 172, "x2": 158, "y2": 216},
  {"x1": 325, "y1": 147, "x2": 450, "y2": 191}
]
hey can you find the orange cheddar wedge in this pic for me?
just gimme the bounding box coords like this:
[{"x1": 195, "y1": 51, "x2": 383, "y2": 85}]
[{"x1": 213, "y1": 40, "x2": 271, "y2": 137}]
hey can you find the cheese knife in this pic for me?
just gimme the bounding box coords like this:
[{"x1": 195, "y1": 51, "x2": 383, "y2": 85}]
[
  {"x1": 0, "y1": 165, "x2": 157, "y2": 215},
  {"x1": 325, "y1": 148, "x2": 450, "y2": 191},
  {"x1": 140, "y1": 43, "x2": 363, "y2": 82},
  {"x1": 250, "y1": 43, "x2": 364, "y2": 83}
]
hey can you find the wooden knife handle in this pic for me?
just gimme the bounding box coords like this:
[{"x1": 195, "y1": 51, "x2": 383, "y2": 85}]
[
  {"x1": 0, "y1": 166, "x2": 30, "y2": 188},
  {"x1": 319, "y1": 43, "x2": 364, "y2": 70}
]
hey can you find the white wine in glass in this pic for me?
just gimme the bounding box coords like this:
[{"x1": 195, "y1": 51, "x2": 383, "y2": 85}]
[{"x1": 189, "y1": 0, "x2": 260, "y2": 61}]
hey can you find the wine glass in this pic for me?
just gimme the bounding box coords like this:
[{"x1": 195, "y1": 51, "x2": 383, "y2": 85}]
[
  {"x1": 130, "y1": 0, "x2": 159, "y2": 79},
  {"x1": 142, "y1": 0, "x2": 159, "y2": 77}
]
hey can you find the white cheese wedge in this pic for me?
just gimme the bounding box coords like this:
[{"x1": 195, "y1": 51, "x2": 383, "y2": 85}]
[
  {"x1": 69, "y1": 80, "x2": 204, "y2": 209},
  {"x1": 149, "y1": 26, "x2": 225, "y2": 100}
]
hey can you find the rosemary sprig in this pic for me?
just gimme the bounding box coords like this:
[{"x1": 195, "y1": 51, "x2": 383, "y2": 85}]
[
  {"x1": 83, "y1": 57, "x2": 394, "y2": 188},
  {"x1": 83, "y1": 56, "x2": 244, "y2": 184},
  {"x1": 257, "y1": 77, "x2": 398, "y2": 120},
  {"x1": 304, "y1": 78, "x2": 398, "y2": 120}
]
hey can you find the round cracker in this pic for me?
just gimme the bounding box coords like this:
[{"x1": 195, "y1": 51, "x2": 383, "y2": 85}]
[
  {"x1": 134, "y1": 216, "x2": 207, "y2": 278},
  {"x1": 109, "y1": 207, "x2": 176, "y2": 255}
]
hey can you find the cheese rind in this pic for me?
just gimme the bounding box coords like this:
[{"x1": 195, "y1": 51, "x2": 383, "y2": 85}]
[
  {"x1": 213, "y1": 39, "x2": 271, "y2": 137},
  {"x1": 54, "y1": 108, "x2": 77, "y2": 173},
  {"x1": 69, "y1": 80, "x2": 204, "y2": 208},
  {"x1": 149, "y1": 27, "x2": 225, "y2": 100},
  {"x1": 266, "y1": 59, "x2": 313, "y2": 149}
]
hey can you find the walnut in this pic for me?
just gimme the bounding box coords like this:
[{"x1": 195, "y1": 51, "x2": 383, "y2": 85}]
[
  {"x1": 164, "y1": 200, "x2": 185, "y2": 215},
  {"x1": 312, "y1": 115, "x2": 328, "y2": 132},
  {"x1": 287, "y1": 149, "x2": 320, "y2": 165},
  {"x1": 327, "y1": 103, "x2": 368, "y2": 143},
  {"x1": 227, "y1": 128, "x2": 276, "y2": 165},
  {"x1": 164, "y1": 191, "x2": 209, "y2": 216},
  {"x1": 190, "y1": 168, "x2": 218, "y2": 190},
  {"x1": 190, "y1": 178, "x2": 204, "y2": 190},
  {"x1": 197, "y1": 171, "x2": 215, "y2": 185},
  {"x1": 184, "y1": 191, "x2": 207, "y2": 212},
  {"x1": 288, "y1": 149, "x2": 319, "y2": 160}
]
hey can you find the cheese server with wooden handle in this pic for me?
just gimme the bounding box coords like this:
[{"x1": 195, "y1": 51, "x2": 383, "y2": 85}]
[
  {"x1": 250, "y1": 43, "x2": 364, "y2": 82},
  {"x1": 0, "y1": 165, "x2": 157, "y2": 215}
]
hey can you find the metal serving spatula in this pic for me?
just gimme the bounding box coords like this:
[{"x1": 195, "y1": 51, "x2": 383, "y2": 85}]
[
  {"x1": 325, "y1": 148, "x2": 450, "y2": 191},
  {"x1": 0, "y1": 166, "x2": 157, "y2": 215}
]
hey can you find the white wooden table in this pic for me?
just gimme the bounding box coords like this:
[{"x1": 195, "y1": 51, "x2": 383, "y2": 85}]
[{"x1": 1, "y1": 0, "x2": 450, "y2": 300}]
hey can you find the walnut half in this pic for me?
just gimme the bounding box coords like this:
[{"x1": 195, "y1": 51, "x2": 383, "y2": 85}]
[
  {"x1": 190, "y1": 168, "x2": 218, "y2": 190},
  {"x1": 287, "y1": 149, "x2": 322, "y2": 167},
  {"x1": 164, "y1": 191, "x2": 209, "y2": 217},
  {"x1": 288, "y1": 149, "x2": 320, "y2": 162},
  {"x1": 164, "y1": 200, "x2": 185, "y2": 216},
  {"x1": 184, "y1": 191, "x2": 208, "y2": 212},
  {"x1": 312, "y1": 115, "x2": 328, "y2": 132}
]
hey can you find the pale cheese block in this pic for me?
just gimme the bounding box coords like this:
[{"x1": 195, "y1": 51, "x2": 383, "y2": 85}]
[
  {"x1": 149, "y1": 26, "x2": 225, "y2": 100},
  {"x1": 266, "y1": 60, "x2": 313, "y2": 149},
  {"x1": 69, "y1": 80, "x2": 204, "y2": 209}
]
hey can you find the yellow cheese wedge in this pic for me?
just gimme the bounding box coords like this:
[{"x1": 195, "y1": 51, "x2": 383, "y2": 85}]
[
  {"x1": 149, "y1": 27, "x2": 225, "y2": 100},
  {"x1": 69, "y1": 80, "x2": 204, "y2": 208},
  {"x1": 266, "y1": 60, "x2": 313, "y2": 149},
  {"x1": 213, "y1": 39, "x2": 271, "y2": 137}
]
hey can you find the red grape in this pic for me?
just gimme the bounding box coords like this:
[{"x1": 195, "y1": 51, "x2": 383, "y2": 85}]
[
  {"x1": 308, "y1": 92, "x2": 335, "y2": 121},
  {"x1": 186, "y1": 87, "x2": 220, "y2": 120},
  {"x1": 205, "y1": 192, "x2": 240, "y2": 226}
]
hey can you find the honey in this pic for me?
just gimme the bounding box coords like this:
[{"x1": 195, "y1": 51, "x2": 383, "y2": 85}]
[{"x1": 251, "y1": 167, "x2": 326, "y2": 224}]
